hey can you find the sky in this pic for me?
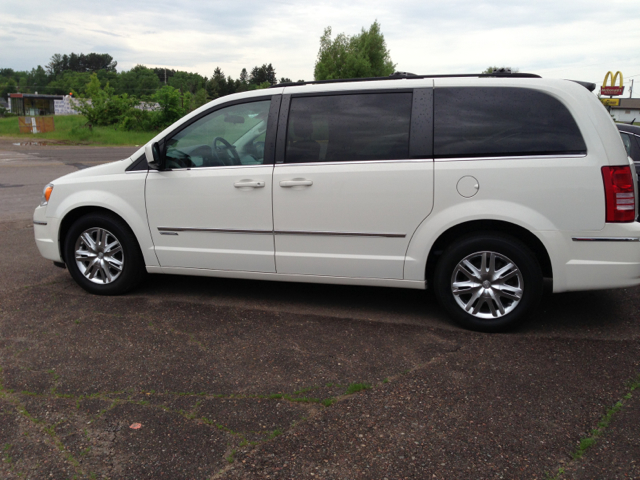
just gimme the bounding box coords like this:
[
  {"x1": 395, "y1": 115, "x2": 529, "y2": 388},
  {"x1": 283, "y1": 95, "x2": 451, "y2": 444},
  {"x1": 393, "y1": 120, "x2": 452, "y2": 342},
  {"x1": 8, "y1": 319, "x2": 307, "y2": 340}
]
[{"x1": 2, "y1": 0, "x2": 640, "y2": 97}]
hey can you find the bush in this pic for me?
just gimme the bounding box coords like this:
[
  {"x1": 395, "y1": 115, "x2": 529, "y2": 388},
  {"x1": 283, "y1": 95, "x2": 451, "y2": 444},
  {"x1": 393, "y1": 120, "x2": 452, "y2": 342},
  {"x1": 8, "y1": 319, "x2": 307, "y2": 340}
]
[
  {"x1": 73, "y1": 74, "x2": 193, "y2": 132},
  {"x1": 0, "y1": 106, "x2": 16, "y2": 117}
]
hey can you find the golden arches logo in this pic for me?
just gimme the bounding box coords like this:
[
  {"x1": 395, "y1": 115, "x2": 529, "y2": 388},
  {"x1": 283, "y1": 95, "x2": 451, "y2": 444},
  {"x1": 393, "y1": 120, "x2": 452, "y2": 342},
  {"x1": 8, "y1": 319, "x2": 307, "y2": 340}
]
[
  {"x1": 603, "y1": 71, "x2": 623, "y2": 87},
  {"x1": 601, "y1": 71, "x2": 624, "y2": 96}
]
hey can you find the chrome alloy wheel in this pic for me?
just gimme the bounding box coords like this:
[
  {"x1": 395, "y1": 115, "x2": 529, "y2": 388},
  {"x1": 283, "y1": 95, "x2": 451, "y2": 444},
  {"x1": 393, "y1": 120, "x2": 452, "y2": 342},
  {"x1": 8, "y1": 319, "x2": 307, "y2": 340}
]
[
  {"x1": 451, "y1": 251, "x2": 524, "y2": 319},
  {"x1": 74, "y1": 227, "x2": 124, "y2": 284}
]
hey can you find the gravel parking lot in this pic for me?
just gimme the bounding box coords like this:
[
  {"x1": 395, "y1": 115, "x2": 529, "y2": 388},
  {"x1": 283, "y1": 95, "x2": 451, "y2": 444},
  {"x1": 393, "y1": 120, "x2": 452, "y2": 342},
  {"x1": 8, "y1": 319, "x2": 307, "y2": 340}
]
[{"x1": 0, "y1": 138, "x2": 639, "y2": 479}]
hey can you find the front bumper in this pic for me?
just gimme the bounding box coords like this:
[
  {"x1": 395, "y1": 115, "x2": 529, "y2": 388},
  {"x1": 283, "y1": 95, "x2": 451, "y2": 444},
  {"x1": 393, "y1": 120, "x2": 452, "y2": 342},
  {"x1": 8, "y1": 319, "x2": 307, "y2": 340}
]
[{"x1": 33, "y1": 205, "x2": 62, "y2": 263}]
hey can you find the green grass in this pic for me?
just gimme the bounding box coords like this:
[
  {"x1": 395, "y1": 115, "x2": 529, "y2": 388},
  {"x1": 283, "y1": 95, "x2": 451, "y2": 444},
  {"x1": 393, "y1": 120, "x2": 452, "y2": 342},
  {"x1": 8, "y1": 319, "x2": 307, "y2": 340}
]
[
  {"x1": 345, "y1": 382, "x2": 372, "y2": 395},
  {"x1": 0, "y1": 115, "x2": 155, "y2": 146}
]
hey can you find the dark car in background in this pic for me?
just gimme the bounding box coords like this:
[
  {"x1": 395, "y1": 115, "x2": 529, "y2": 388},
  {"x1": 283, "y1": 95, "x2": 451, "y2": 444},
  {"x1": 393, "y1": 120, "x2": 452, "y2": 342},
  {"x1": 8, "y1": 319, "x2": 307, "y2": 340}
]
[
  {"x1": 617, "y1": 124, "x2": 640, "y2": 219},
  {"x1": 617, "y1": 123, "x2": 640, "y2": 171}
]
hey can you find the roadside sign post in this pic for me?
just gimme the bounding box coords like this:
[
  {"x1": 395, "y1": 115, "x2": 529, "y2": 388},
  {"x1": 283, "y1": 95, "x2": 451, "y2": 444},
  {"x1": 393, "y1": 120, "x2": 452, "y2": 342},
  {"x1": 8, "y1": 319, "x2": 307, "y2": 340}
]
[{"x1": 600, "y1": 71, "x2": 625, "y2": 114}]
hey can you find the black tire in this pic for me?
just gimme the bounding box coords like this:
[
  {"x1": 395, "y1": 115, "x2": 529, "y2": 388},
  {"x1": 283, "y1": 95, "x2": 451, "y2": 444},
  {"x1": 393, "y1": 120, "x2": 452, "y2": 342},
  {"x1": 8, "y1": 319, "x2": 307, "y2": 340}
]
[
  {"x1": 64, "y1": 212, "x2": 145, "y2": 295},
  {"x1": 433, "y1": 233, "x2": 543, "y2": 332}
]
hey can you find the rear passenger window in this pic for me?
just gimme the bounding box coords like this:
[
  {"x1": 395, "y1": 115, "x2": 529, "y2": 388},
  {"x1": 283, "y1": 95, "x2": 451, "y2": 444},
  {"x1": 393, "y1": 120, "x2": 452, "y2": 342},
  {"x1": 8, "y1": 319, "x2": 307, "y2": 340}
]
[
  {"x1": 285, "y1": 93, "x2": 412, "y2": 163},
  {"x1": 620, "y1": 133, "x2": 632, "y2": 157},
  {"x1": 434, "y1": 87, "x2": 587, "y2": 158}
]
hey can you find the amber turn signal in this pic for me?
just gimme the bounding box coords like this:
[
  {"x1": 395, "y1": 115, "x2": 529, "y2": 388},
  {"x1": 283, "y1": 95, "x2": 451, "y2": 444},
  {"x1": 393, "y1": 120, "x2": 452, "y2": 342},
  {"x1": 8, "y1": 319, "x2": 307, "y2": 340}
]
[{"x1": 41, "y1": 184, "x2": 54, "y2": 206}]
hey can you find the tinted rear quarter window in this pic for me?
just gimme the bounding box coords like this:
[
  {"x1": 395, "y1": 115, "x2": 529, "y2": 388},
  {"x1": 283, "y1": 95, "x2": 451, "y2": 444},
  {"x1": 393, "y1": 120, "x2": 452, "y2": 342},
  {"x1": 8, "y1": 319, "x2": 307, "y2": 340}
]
[
  {"x1": 434, "y1": 87, "x2": 586, "y2": 158},
  {"x1": 285, "y1": 93, "x2": 412, "y2": 163}
]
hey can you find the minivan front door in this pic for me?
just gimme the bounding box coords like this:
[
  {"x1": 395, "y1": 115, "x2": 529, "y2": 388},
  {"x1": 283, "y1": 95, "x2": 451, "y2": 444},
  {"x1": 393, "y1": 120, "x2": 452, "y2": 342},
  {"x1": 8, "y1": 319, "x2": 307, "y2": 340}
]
[{"x1": 145, "y1": 98, "x2": 277, "y2": 273}]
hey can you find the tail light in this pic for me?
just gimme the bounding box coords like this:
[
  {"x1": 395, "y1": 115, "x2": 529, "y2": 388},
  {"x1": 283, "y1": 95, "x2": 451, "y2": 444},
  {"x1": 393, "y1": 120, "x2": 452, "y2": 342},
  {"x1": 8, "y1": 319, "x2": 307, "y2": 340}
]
[{"x1": 602, "y1": 166, "x2": 636, "y2": 222}]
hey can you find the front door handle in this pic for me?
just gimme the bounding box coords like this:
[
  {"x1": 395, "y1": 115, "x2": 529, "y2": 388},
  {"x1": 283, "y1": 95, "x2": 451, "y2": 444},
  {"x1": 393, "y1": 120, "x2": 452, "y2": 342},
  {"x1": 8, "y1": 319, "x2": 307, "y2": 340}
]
[
  {"x1": 279, "y1": 179, "x2": 313, "y2": 187},
  {"x1": 234, "y1": 180, "x2": 265, "y2": 188}
]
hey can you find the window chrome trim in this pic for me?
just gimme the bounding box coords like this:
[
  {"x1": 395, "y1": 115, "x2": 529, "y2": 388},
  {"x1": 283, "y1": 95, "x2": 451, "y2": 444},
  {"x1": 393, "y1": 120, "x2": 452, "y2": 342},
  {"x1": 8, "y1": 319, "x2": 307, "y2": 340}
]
[
  {"x1": 276, "y1": 158, "x2": 433, "y2": 167},
  {"x1": 158, "y1": 227, "x2": 405, "y2": 238},
  {"x1": 277, "y1": 154, "x2": 586, "y2": 167},
  {"x1": 572, "y1": 237, "x2": 640, "y2": 242},
  {"x1": 148, "y1": 163, "x2": 269, "y2": 173},
  {"x1": 435, "y1": 153, "x2": 587, "y2": 162},
  {"x1": 619, "y1": 131, "x2": 640, "y2": 139}
]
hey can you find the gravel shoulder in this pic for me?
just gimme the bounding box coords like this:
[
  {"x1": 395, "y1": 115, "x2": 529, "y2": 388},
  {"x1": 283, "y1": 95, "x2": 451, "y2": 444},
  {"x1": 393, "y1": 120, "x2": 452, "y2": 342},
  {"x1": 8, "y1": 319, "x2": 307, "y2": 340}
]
[{"x1": 0, "y1": 144, "x2": 638, "y2": 479}]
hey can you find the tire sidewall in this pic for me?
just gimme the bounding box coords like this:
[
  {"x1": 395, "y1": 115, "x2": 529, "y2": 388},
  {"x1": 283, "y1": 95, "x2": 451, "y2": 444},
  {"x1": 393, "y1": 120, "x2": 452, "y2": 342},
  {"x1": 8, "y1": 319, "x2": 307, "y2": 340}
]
[
  {"x1": 434, "y1": 234, "x2": 543, "y2": 332},
  {"x1": 64, "y1": 213, "x2": 143, "y2": 295}
]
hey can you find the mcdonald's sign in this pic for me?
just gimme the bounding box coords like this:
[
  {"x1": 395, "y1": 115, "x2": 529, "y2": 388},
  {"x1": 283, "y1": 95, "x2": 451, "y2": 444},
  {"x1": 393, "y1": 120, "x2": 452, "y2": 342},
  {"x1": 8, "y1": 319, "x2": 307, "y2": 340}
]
[{"x1": 601, "y1": 71, "x2": 624, "y2": 96}]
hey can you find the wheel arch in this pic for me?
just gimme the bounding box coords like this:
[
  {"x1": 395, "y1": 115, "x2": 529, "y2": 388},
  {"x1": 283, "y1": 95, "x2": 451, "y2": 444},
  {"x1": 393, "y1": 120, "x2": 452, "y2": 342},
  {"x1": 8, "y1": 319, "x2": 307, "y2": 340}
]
[
  {"x1": 425, "y1": 220, "x2": 553, "y2": 288},
  {"x1": 59, "y1": 206, "x2": 138, "y2": 264}
]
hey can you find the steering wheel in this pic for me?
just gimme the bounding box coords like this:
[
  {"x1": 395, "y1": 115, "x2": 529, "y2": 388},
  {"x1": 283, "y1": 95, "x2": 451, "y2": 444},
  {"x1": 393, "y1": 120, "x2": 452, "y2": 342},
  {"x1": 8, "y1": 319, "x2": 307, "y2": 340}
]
[{"x1": 212, "y1": 137, "x2": 241, "y2": 165}]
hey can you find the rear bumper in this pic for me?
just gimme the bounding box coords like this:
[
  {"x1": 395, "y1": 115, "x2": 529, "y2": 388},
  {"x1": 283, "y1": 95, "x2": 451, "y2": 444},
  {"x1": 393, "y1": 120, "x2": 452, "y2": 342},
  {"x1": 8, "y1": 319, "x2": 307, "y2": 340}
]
[{"x1": 547, "y1": 223, "x2": 640, "y2": 293}]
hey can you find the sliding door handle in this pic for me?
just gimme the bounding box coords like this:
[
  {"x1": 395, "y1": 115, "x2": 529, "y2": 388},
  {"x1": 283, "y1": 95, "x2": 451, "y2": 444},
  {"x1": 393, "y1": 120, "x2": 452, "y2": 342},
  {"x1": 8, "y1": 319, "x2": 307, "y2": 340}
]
[
  {"x1": 234, "y1": 180, "x2": 265, "y2": 188},
  {"x1": 279, "y1": 179, "x2": 313, "y2": 187}
]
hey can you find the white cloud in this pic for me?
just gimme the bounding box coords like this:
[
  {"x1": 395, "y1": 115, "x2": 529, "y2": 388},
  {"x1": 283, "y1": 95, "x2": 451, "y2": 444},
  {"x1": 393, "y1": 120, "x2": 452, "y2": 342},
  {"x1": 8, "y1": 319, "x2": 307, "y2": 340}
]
[{"x1": 1, "y1": 0, "x2": 639, "y2": 94}]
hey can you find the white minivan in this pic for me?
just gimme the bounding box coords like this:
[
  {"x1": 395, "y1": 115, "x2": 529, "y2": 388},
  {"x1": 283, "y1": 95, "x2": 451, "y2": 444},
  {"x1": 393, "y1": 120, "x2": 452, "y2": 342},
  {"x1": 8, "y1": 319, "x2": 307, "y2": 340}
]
[{"x1": 33, "y1": 73, "x2": 640, "y2": 331}]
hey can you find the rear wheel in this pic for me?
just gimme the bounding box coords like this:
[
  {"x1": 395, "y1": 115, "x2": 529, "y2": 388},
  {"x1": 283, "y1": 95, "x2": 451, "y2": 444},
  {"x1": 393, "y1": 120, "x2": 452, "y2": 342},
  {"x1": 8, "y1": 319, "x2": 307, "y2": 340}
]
[
  {"x1": 64, "y1": 213, "x2": 145, "y2": 295},
  {"x1": 433, "y1": 233, "x2": 543, "y2": 332}
]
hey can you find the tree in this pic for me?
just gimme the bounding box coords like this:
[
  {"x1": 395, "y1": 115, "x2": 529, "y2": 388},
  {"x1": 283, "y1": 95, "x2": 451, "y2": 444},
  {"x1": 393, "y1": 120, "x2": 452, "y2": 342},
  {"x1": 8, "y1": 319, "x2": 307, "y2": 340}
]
[
  {"x1": 169, "y1": 71, "x2": 206, "y2": 94},
  {"x1": 239, "y1": 68, "x2": 249, "y2": 85},
  {"x1": 117, "y1": 65, "x2": 161, "y2": 97},
  {"x1": 46, "y1": 53, "x2": 116, "y2": 76},
  {"x1": 29, "y1": 66, "x2": 48, "y2": 93},
  {"x1": 153, "y1": 85, "x2": 187, "y2": 127},
  {"x1": 482, "y1": 66, "x2": 519, "y2": 74},
  {"x1": 314, "y1": 20, "x2": 396, "y2": 81},
  {"x1": 71, "y1": 73, "x2": 135, "y2": 126},
  {"x1": 250, "y1": 64, "x2": 277, "y2": 85},
  {"x1": 47, "y1": 71, "x2": 92, "y2": 95}
]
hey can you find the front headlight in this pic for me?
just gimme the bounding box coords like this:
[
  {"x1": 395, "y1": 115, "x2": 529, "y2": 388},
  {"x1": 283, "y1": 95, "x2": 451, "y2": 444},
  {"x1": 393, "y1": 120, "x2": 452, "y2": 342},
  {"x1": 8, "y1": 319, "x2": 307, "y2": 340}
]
[{"x1": 40, "y1": 183, "x2": 54, "y2": 206}]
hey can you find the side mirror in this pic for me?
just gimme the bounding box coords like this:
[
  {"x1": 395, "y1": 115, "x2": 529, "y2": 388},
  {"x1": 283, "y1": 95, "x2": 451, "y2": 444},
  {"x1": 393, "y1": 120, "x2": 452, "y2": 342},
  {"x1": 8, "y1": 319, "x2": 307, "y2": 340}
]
[{"x1": 144, "y1": 141, "x2": 165, "y2": 170}]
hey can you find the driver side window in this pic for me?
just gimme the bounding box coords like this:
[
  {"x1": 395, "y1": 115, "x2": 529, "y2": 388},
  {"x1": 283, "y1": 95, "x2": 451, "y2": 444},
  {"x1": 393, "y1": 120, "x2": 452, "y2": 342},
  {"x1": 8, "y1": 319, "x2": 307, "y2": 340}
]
[{"x1": 165, "y1": 100, "x2": 271, "y2": 169}]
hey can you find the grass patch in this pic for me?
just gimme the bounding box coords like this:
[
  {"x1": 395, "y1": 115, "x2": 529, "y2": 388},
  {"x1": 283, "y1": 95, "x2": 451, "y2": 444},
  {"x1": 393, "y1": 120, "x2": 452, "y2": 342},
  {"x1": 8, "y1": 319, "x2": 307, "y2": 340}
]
[
  {"x1": 572, "y1": 399, "x2": 625, "y2": 460},
  {"x1": 0, "y1": 115, "x2": 155, "y2": 146},
  {"x1": 226, "y1": 449, "x2": 236, "y2": 463},
  {"x1": 345, "y1": 382, "x2": 372, "y2": 395},
  {"x1": 544, "y1": 372, "x2": 640, "y2": 480}
]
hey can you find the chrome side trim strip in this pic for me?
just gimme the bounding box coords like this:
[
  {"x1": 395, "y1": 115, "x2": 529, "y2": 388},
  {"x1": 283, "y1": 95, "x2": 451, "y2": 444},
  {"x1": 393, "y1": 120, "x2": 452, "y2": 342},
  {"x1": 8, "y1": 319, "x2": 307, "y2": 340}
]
[
  {"x1": 275, "y1": 230, "x2": 406, "y2": 238},
  {"x1": 435, "y1": 153, "x2": 587, "y2": 162},
  {"x1": 33, "y1": 221, "x2": 47, "y2": 226},
  {"x1": 572, "y1": 237, "x2": 640, "y2": 242},
  {"x1": 157, "y1": 227, "x2": 405, "y2": 238},
  {"x1": 158, "y1": 227, "x2": 272, "y2": 234},
  {"x1": 276, "y1": 158, "x2": 432, "y2": 167}
]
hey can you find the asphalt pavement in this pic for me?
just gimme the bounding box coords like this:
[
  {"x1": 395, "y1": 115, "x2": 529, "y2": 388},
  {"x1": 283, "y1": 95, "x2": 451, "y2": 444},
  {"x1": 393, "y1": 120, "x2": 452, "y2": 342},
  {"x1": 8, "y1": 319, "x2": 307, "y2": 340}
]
[{"x1": 0, "y1": 138, "x2": 638, "y2": 479}]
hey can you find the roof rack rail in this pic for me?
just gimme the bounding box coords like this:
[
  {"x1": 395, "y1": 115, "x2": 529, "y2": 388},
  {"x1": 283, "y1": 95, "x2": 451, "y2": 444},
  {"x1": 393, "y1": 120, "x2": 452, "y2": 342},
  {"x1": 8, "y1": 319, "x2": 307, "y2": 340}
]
[{"x1": 272, "y1": 71, "x2": 542, "y2": 88}]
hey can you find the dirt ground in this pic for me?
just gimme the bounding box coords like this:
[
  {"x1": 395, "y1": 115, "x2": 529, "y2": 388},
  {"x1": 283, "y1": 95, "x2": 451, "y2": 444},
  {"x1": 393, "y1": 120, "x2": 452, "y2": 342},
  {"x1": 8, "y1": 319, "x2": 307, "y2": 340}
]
[{"x1": 0, "y1": 140, "x2": 639, "y2": 479}]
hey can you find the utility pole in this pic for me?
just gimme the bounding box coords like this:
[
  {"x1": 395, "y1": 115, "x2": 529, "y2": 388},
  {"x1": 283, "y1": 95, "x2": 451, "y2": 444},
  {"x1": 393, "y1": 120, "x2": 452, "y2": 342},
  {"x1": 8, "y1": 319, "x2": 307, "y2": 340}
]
[
  {"x1": 164, "y1": 68, "x2": 167, "y2": 85},
  {"x1": 630, "y1": 79, "x2": 634, "y2": 98}
]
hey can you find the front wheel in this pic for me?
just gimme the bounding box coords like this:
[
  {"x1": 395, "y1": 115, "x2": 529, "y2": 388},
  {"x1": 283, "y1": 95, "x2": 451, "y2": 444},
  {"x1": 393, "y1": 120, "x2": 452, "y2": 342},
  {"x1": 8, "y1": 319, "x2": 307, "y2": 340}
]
[
  {"x1": 433, "y1": 234, "x2": 543, "y2": 332},
  {"x1": 64, "y1": 213, "x2": 145, "y2": 295}
]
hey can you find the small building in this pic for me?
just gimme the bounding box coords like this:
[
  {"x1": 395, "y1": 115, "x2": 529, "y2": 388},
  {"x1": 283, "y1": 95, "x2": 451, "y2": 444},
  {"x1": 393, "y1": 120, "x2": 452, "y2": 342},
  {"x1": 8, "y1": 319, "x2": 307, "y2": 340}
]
[
  {"x1": 54, "y1": 95, "x2": 83, "y2": 115},
  {"x1": 610, "y1": 98, "x2": 640, "y2": 123},
  {"x1": 9, "y1": 93, "x2": 64, "y2": 116}
]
